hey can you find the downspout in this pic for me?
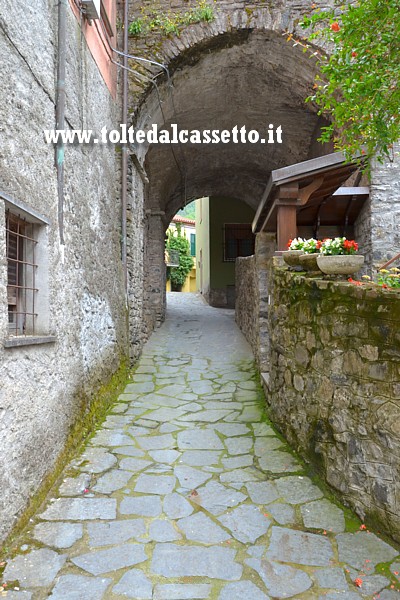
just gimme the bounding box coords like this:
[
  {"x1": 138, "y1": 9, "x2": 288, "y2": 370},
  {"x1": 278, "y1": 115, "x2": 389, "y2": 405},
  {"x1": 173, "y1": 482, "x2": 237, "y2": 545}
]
[
  {"x1": 56, "y1": 0, "x2": 67, "y2": 248},
  {"x1": 121, "y1": 0, "x2": 129, "y2": 294}
]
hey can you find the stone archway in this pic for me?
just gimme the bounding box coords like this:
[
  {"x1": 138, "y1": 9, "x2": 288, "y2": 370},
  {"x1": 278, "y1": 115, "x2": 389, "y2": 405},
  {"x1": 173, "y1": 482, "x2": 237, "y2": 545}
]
[{"x1": 125, "y1": 4, "x2": 334, "y2": 345}]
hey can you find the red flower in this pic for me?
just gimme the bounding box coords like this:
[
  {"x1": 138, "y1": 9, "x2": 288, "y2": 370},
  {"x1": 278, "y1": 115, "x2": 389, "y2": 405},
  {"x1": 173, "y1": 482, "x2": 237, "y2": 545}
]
[
  {"x1": 354, "y1": 578, "x2": 363, "y2": 588},
  {"x1": 343, "y1": 239, "x2": 358, "y2": 252},
  {"x1": 352, "y1": 51, "x2": 357, "y2": 57},
  {"x1": 316, "y1": 240, "x2": 322, "y2": 249},
  {"x1": 331, "y1": 22, "x2": 340, "y2": 31},
  {"x1": 287, "y1": 239, "x2": 293, "y2": 248},
  {"x1": 348, "y1": 277, "x2": 362, "y2": 286}
]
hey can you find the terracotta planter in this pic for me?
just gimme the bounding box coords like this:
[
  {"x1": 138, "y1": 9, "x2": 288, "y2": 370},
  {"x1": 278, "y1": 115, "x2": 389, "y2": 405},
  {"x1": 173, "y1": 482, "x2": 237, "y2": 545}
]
[
  {"x1": 282, "y1": 250, "x2": 303, "y2": 267},
  {"x1": 317, "y1": 254, "x2": 365, "y2": 275},
  {"x1": 299, "y1": 253, "x2": 321, "y2": 272}
]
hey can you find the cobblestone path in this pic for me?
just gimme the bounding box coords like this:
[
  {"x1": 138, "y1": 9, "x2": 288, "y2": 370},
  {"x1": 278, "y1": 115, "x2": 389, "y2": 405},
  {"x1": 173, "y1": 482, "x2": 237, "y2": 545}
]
[{"x1": 2, "y1": 294, "x2": 400, "y2": 599}]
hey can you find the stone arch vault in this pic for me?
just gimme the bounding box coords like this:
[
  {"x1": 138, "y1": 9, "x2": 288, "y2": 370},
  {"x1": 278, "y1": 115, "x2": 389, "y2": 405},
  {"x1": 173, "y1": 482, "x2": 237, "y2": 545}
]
[
  {"x1": 125, "y1": 0, "x2": 399, "y2": 346},
  {"x1": 126, "y1": 2, "x2": 335, "y2": 340}
]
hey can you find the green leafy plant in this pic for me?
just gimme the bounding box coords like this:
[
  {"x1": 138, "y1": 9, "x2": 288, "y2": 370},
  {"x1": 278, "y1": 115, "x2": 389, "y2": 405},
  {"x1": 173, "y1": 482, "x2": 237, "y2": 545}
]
[
  {"x1": 128, "y1": 18, "x2": 144, "y2": 36},
  {"x1": 287, "y1": 237, "x2": 306, "y2": 250},
  {"x1": 166, "y1": 225, "x2": 194, "y2": 288},
  {"x1": 187, "y1": 3, "x2": 215, "y2": 24},
  {"x1": 129, "y1": 1, "x2": 215, "y2": 38},
  {"x1": 299, "y1": 0, "x2": 400, "y2": 164},
  {"x1": 302, "y1": 238, "x2": 322, "y2": 254},
  {"x1": 376, "y1": 268, "x2": 400, "y2": 289}
]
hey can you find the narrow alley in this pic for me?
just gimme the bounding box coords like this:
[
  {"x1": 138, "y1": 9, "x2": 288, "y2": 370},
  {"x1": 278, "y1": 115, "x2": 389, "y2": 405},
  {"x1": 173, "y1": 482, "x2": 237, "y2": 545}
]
[{"x1": 2, "y1": 294, "x2": 400, "y2": 600}]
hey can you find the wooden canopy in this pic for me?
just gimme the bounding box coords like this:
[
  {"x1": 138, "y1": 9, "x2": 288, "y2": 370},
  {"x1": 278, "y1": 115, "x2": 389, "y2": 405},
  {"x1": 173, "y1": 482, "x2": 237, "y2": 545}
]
[{"x1": 252, "y1": 152, "x2": 369, "y2": 250}]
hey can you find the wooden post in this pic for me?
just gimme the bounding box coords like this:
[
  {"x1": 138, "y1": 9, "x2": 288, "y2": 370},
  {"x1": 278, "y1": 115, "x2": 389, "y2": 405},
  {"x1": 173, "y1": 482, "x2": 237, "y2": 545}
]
[
  {"x1": 277, "y1": 202, "x2": 298, "y2": 250},
  {"x1": 276, "y1": 183, "x2": 299, "y2": 251}
]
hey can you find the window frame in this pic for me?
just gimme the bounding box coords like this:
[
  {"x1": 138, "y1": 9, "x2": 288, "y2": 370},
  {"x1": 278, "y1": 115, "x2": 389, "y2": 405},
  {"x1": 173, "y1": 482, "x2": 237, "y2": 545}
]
[
  {"x1": 2, "y1": 192, "x2": 55, "y2": 348},
  {"x1": 6, "y1": 211, "x2": 38, "y2": 336},
  {"x1": 223, "y1": 223, "x2": 255, "y2": 262},
  {"x1": 190, "y1": 232, "x2": 196, "y2": 257}
]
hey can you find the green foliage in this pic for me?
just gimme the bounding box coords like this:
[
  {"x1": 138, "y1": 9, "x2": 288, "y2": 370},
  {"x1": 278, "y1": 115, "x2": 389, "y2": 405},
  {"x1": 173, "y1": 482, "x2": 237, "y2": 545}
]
[
  {"x1": 188, "y1": 4, "x2": 215, "y2": 23},
  {"x1": 178, "y1": 203, "x2": 196, "y2": 221},
  {"x1": 376, "y1": 267, "x2": 400, "y2": 288},
  {"x1": 128, "y1": 17, "x2": 144, "y2": 36},
  {"x1": 300, "y1": 0, "x2": 400, "y2": 164},
  {"x1": 166, "y1": 225, "x2": 194, "y2": 287},
  {"x1": 129, "y1": 1, "x2": 215, "y2": 38},
  {"x1": 302, "y1": 238, "x2": 321, "y2": 254}
]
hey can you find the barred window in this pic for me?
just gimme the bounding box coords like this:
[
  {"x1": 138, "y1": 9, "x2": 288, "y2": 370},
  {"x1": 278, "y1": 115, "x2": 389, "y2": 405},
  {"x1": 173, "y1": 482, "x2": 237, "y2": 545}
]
[
  {"x1": 6, "y1": 211, "x2": 38, "y2": 335},
  {"x1": 3, "y1": 193, "x2": 52, "y2": 346},
  {"x1": 223, "y1": 223, "x2": 255, "y2": 262}
]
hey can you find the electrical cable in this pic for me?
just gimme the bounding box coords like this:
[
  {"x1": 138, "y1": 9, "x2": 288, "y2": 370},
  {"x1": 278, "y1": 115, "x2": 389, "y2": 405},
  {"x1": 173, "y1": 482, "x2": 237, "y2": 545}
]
[
  {"x1": 112, "y1": 60, "x2": 185, "y2": 181},
  {"x1": 111, "y1": 46, "x2": 169, "y2": 79},
  {"x1": 96, "y1": 14, "x2": 189, "y2": 207},
  {"x1": 94, "y1": 19, "x2": 114, "y2": 62}
]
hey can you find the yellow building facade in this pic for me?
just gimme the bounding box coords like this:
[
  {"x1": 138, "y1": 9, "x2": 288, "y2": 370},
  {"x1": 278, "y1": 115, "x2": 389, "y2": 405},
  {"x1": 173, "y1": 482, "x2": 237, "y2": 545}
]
[{"x1": 166, "y1": 215, "x2": 196, "y2": 293}]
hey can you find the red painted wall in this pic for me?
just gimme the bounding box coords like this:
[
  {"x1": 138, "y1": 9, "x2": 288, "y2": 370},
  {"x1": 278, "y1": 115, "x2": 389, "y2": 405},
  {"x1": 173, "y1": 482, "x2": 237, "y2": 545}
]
[{"x1": 69, "y1": 0, "x2": 117, "y2": 98}]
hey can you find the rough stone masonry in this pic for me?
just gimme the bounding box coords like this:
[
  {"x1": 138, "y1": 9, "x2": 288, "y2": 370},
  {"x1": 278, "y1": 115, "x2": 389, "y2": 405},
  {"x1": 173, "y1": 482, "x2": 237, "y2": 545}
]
[
  {"x1": 1, "y1": 0, "x2": 400, "y2": 550},
  {"x1": 2, "y1": 294, "x2": 400, "y2": 599},
  {"x1": 236, "y1": 254, "x2": 400, "y2": 543},
  {"x1": 0, "y1": 1, "x2": 131, "y2": 542}
]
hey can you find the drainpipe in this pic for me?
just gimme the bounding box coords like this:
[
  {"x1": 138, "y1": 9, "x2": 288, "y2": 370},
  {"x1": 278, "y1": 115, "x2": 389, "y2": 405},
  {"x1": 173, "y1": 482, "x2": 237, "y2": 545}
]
[
  {"x1": 121, "y1": 0, "x2": 129, "y2": 294},
  {"x1": 56, "y1": 0, "x2": 67, "y2": 247}
]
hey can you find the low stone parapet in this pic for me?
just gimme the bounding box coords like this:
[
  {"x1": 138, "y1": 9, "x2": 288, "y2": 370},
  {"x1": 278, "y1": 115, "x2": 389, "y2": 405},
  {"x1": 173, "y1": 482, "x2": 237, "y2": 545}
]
[{"x1": 266, "y1": 267, "x2": 400, "y2": 541}]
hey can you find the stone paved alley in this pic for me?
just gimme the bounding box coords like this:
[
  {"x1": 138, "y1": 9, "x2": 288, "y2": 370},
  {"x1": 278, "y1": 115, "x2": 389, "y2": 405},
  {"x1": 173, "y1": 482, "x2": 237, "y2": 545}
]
[{"x1": 2, "y1": 294, "x2": 400, "y2": 599}]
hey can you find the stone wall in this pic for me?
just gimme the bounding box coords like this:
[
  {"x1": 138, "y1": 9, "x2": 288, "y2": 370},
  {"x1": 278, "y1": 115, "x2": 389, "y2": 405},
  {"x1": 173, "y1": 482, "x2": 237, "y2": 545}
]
[
  {"x1": 369, "y1": 145, "x2": 400, "y2": 264},
  {"x1": 266, "y1": 266, "x2": 400, "y2": 541},
  {"x1": 127, "y1": 160, "x2": 147, "y2": 361},
  {"x1": 126, "y1": 0, "x2": 400, "y2": 333},
  {"x1": 0, "y1": 1, "x2": 138, "y2": 541},
  {"x1": 235, "y1": 255, "x2": 258, "y2": 347},
  {"x1": 235, "y1": 233, "x2": 275, "y2": 370}
]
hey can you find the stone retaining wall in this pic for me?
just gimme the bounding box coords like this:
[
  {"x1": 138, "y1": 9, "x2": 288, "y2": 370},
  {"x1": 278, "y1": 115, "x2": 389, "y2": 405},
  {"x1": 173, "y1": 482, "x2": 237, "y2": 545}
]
[
  {"x1": 236, "y1": 255, "x2": 258, "y2": 351},
  {"x1": 266, "y1": 266, "x2": 400, "y2": 541},
  {"x1": 236, "y1": 233, "x2": 276, "y2": 371}
]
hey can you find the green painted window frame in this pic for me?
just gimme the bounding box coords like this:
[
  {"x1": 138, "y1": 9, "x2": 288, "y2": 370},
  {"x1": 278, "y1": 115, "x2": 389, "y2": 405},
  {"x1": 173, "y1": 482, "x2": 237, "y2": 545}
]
[{"x1": 190, "y1": 233, "x2": 196, "y2": 257}]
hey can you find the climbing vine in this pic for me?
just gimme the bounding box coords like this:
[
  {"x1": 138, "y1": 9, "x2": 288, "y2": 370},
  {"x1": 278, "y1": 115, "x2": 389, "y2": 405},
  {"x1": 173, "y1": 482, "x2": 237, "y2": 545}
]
[
  {"x1": 129, "y1": 1, "x2": 215, "y2": 37},
  {"x1": 299, "y1": 0, "x2": 400, "y2": 165},
  {"x1": 166, "y1": 225, "x2": 194, "y2": 289}
]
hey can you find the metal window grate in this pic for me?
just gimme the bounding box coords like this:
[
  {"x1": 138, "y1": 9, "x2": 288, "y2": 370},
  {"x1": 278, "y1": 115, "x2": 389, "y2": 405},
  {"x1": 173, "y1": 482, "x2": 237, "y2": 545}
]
[
  {"x1": 223, "y1": 223, "x2": 255, "y2": 262},
  {"x1": 6, "y1": 210, "x2": 38, "y2": 336}
]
